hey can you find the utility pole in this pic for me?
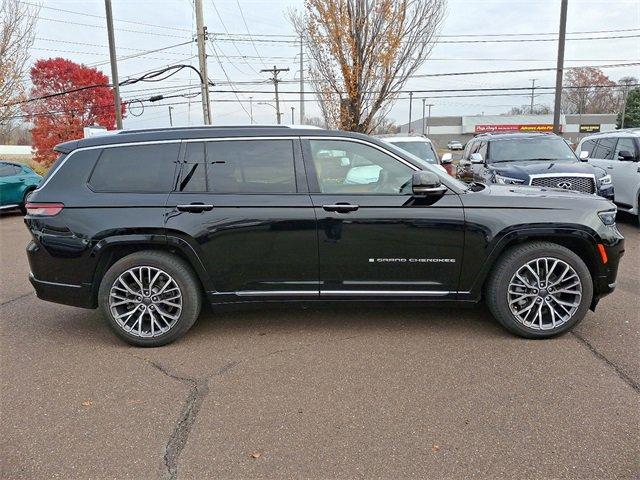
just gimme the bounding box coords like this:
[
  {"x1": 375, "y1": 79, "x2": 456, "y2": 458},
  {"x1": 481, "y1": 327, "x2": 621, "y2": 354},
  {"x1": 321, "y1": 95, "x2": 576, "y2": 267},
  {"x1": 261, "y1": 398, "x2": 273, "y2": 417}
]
[
  {"x1": 261, "y1": 65, "x2": 289, "y2": 125},
  {"x1": 104, "y1": 0, "x2": 122, "y2": 130},
  {"x1": 552, "y1": 0, "x2": 568, "y2": 134},
  {"x1": 530, "y1": 79, "x2": 537, "y2": 114},
  {"x1": 421, "y1": 98, "x2": 426, "y2": 135},
  {"x1": 299, "y1": 34, "x2": 305, "y2": 124},
  {"x1": 195, "y1": 0, "x2": 211, "y2": 124},
  {"x1": 291, "y1": 106, "x2": 295, "y2": 124},
  {"x1": 249, "y1": 96, "x2": 253, "y2": 124},
  {"x1": 426, "y1": 103, "x2": 433, "y2": 135},
  {"x1": 168, "y1": 106, "x2": 174, "y2": 126},
  {"x1": 408, "y1": 91, "x2": 413, "y2": 133}
]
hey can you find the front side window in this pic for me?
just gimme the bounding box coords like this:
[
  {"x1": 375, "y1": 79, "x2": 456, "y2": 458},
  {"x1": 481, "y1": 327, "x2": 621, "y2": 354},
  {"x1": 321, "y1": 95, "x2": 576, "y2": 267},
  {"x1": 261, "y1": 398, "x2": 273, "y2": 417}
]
[
  {"x1": 0, "y1": 163, "x2": 19, "y2": 177},
  {"x1": 591, "y1": 137, "x2": 616, "y2": 160},
  {"x1": 309, "y1": 139, "x2": 414, "y2": 194},
  {"x1": 177, "y1": 139, "x2": 297, "y2": 194},
  {"x1": 580, "y1": 139, "x2": 597, "y2": 156},
  {"x1": 89, "y1": 143, "x2": 180, "y2": 192}
]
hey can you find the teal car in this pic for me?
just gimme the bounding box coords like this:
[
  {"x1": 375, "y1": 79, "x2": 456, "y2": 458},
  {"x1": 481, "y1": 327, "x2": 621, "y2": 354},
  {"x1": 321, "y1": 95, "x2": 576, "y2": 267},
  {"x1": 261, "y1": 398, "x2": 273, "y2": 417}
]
[{"x1": 0, "y1": 161, "x2": 42, "y2": 214}]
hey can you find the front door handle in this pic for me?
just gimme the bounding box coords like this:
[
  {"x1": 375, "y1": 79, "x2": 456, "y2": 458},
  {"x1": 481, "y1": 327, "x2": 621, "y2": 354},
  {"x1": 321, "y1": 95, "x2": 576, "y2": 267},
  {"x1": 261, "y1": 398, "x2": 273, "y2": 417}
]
[
  {"x1": 176, "y1": 203, "x2": 214, "y2": 213},
  {"x1": 322, "y1": 203, "x2": 359, "y2": 213}
]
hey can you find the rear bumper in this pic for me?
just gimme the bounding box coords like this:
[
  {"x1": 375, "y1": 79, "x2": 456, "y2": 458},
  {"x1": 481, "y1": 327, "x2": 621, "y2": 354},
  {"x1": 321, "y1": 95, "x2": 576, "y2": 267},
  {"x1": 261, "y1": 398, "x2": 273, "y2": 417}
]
[{"x1": 29, "y1": 272, "x2": 95, "y2": 309}]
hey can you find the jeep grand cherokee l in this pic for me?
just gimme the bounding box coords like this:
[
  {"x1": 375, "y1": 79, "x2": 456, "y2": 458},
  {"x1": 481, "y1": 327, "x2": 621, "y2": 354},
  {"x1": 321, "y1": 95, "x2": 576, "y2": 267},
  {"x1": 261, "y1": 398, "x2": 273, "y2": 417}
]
[
  {"x1": 456, "y1": 132, "x2": 614, "y2": 199},
  {"x1": 24, "y1": 126, "x2": 624, "y2": 346}
]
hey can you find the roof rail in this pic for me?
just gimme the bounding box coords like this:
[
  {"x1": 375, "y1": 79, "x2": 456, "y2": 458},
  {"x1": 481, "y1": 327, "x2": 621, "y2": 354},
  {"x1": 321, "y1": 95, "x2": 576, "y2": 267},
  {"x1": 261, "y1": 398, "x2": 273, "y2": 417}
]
[{"x1": 115, "y1": 125, "x2": 292, "y2": 135}]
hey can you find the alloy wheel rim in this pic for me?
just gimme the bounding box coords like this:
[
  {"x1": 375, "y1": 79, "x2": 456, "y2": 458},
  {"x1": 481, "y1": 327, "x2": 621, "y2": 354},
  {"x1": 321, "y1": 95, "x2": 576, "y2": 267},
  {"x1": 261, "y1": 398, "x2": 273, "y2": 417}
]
[
  {"x1": 507, "y1": 257, "x2": 582, "y2": 331},
  {"x1": 108, "y1": 266, "x2": 182, "y2": 338}
]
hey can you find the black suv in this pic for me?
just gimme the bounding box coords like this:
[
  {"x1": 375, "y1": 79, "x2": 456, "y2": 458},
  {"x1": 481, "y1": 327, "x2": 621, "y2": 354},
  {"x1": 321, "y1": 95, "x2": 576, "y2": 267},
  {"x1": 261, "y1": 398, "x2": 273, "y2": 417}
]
[
  {"x1": 456, "y1": 132, "x2": 614, "y2": 199},
  {"x1": 25, "y1": 126, "x2": 624, "y2": 346}
]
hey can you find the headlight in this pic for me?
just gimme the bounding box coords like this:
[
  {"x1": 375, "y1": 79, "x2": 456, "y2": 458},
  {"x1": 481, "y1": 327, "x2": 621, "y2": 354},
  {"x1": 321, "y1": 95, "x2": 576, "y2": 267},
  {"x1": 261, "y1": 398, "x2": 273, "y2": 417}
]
[
  {"x1": 598, "y1": 209, "x2": 616, "y2": 226},
  {"x1": 494, "y1": 174, "x2": 525, "y2": 185},
  {"x1": 598, "y1": 174, "x2": 612, "y2": 186}
]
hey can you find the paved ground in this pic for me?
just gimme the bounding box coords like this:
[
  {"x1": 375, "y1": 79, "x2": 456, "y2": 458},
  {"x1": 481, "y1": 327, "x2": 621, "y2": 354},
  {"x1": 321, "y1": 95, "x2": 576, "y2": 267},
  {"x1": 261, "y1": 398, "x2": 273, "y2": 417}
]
[{"x1": 1, "y1": 211, "x2": 638, "y2": 479}]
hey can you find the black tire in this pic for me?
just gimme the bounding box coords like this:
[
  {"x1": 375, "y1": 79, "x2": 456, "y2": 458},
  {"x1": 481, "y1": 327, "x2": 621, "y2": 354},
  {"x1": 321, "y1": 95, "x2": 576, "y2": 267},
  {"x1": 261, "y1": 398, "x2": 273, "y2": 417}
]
[
  {"x1": 485, "y1": 241, "x2": 593, "y2": 339},
  {"x1": 98, "y1": 250, "x2": 202, "y2": 347}
]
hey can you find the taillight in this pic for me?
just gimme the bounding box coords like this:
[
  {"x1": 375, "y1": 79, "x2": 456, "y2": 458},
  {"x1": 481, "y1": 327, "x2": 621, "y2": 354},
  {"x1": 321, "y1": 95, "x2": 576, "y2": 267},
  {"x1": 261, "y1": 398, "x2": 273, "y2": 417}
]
[{"x1": 25, "y1": 202, "x2": 64, "y2": 216}]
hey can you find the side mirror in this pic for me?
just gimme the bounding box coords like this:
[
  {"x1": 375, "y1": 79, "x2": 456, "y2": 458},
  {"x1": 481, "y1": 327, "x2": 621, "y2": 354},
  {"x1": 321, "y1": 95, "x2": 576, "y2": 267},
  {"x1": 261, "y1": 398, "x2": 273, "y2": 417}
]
[
  {"x1": 618, "y1": 150, "x2": 635, "y2": 161},
  {"x1": 458, "y1": 158, "x2": 471, "y2": 167},
  {"x1": 412, "y1": 171, "x2": 447, "y2": 196},
  {"x1": 579, "y1": 151, "x2": 589, "y2": 161},
  {"x1": 470, "y1": 152, "x2": 484, "y2": 164},
  {"x1": 440, "y1": 153, "x2": 453, "y2": 164}
]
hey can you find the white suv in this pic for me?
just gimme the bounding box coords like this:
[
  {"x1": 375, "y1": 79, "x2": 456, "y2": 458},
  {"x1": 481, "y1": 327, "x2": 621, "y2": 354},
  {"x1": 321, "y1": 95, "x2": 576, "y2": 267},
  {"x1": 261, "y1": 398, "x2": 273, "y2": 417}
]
[
  {"x1": 577, "y1": 129, "x2": 640, "y2": 221},
  {"x1": 380, "y1": 136, "x2": 451, "y2": 175}
]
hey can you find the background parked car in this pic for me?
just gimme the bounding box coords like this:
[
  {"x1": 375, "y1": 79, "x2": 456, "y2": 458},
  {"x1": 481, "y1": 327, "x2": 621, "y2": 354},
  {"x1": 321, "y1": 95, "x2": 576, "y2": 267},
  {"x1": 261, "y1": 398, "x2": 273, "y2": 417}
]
[
  {"x1": 0, "y1": 161, "x2": 42, "y2": 214},
  {"x1": 381, "y1": 135, "x2": 454, "y2": 175},
  {"x1": 577, "y1": 129, "x2": 640, "y2": 221},
  {"x1": 447, "y1": 140, "x2": 463, "y2": 150},
  {"x1": 456, "y1": 133, "x2": 614, "y2": 199}
]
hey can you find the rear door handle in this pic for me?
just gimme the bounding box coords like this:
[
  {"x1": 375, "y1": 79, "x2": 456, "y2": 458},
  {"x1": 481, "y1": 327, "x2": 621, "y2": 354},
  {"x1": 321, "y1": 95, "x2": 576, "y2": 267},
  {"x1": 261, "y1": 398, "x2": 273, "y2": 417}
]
[
  {"x1": 176, "y1": 203, "x2": 214, "y2": 213},
  {"x1": 322, "y1": 203, "x2": 359, "y2": 213}
]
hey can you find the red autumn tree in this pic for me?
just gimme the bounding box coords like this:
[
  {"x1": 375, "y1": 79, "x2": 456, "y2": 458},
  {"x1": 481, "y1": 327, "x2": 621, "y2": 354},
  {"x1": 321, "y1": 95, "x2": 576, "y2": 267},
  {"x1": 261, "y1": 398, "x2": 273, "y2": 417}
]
[{"x1": 23, "y1": 58, "x2": 125, "y2": 166}]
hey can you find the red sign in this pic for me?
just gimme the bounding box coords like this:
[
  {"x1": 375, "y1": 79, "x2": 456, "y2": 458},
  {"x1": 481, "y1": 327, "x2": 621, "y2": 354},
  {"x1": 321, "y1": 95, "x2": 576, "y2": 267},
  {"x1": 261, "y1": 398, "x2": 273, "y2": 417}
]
[{"x1": 475, "y1": 124, "x2": 558, "y2": 133}]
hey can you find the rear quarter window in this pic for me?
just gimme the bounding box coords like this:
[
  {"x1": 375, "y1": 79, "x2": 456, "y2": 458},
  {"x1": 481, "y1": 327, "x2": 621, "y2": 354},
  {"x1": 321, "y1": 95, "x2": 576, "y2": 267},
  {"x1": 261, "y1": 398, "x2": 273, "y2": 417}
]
[{"x1": 88, "y1": 143, "x2": 180, "y2": 192}]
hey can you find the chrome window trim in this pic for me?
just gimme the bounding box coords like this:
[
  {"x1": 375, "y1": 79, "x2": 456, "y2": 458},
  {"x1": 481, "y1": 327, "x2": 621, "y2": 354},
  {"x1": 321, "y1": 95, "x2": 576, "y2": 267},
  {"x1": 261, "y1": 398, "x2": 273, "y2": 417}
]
[
  {"x1": 320, "y1": 290, "x2": 450, "y2": 296},
  {"x1": 183, "y1": 136, "x2": 300, "y2": 142}
]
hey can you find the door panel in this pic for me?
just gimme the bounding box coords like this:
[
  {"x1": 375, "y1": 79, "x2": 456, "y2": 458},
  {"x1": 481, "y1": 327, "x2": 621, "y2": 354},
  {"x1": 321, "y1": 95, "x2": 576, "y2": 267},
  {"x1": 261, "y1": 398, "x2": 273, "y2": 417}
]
[
  {"x1": 612, "y1": 137, "x2": 640, "y2": 207},
  {"x1": 303, "y1": 138, "x2": 464, "y2": 297},
  {"x1": 165, "y1": 138, "x2": 319, "y2": 298}
]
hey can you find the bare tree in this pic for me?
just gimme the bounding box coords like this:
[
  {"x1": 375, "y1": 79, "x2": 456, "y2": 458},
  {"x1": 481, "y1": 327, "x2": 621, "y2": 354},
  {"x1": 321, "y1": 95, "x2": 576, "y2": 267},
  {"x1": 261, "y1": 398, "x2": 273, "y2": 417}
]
[
  {"x1": 504, "y1": 105, "x2": 551, "y2": 115},
  {"x1": 290, "y1": 0, "x2": 446, "y2": 133},
  {"x1": 0, "y1": 0, "x2": 38, "y2": 138},
  {"x1": 561, "y1": 67, "x2": 617, "y2": 114}
]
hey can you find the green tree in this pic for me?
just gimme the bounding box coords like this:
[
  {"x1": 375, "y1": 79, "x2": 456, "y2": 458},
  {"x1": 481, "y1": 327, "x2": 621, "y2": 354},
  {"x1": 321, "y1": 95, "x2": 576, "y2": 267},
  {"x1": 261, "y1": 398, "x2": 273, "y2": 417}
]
[{"x1": 617, "y1": 87, "x2": 640, "y2": 129}]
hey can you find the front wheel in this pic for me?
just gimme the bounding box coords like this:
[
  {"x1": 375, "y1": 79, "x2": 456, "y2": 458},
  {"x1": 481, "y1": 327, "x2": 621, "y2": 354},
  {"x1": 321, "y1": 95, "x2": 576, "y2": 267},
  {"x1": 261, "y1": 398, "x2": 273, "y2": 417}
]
[
  {"x1": 486, "y1": 242, "x2": 593, "y2": 339},
  {"x1": 98, "y1": 251, "x2": 202, "y2": 347}
]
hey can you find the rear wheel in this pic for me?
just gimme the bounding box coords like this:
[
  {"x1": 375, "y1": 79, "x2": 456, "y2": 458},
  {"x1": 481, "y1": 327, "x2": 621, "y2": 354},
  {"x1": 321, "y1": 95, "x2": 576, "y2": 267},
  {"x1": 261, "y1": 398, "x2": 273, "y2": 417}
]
[
  {"x1": 98, "y1": 251, "x2": 202, "y2": 347},
  {"x1": 486, "y1": 242, "x2": 593, "y2": 338}
]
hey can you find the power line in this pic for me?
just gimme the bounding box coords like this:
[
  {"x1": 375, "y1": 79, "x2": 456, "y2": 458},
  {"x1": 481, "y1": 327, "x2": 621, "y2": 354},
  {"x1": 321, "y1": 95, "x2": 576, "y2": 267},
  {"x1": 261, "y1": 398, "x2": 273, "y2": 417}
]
[
  {"x1": 207, "y1": 41, "x2": 252, "y2": 120},
  {"x1": 208, "y1": 0, "x2": 257, "y2": 74},
  {"x1": 38, "y1": 16, "x2": 189, "y2": 39},
  {"x1": 235, "y1": 0, "x2": 268, "y2": 68}
]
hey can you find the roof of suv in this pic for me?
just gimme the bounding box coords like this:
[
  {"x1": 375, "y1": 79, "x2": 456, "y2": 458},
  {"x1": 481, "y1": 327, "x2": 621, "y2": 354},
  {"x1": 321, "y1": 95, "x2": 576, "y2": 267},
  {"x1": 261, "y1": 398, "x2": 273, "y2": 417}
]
[
  {"x1": 473, "y1": 132, "x2": 556, "y2": 141},
  {"x1": 53, "y1": 125, "x2": 361, "y2": 154},
  {"x1": 382, "y1": 136, "x2": 433, "y2": 143},
  {"x1": 579, "y1": 128, "x2": 640, "y2": 142}
]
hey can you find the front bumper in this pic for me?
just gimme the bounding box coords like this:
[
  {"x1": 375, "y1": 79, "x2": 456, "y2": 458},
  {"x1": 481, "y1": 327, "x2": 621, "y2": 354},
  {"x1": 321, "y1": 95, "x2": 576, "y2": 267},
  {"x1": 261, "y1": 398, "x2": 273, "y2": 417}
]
[{"x1": 597, "y1": 184, "x2": 614, "y2": 200}]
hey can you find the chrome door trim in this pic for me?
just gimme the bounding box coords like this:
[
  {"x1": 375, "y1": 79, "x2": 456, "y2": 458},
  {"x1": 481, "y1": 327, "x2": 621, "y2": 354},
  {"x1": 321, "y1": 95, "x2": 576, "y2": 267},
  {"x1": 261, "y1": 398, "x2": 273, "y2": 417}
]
[{"x1": 320, "y1": 290, "x2": 450, "y2": 297}]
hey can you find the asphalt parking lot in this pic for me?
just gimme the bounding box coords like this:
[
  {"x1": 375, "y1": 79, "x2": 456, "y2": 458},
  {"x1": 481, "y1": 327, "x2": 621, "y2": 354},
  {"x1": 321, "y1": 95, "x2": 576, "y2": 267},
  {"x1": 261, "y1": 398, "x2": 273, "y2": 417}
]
[{"x1": 1, "y1": 212, "x2": 638, "y2": 479}]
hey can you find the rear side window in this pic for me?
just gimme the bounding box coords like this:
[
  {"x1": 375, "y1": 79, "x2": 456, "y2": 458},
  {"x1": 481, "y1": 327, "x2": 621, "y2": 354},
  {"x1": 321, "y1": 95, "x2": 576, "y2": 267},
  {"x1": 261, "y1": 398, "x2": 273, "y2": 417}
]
[
  {"x1": 591, "y1": 137, "x2": 616, "y2": 160},
  {"x1": 178, "y1": 139, "x2": 297, "y2": 194},
  {"x1": 89, "y1": 143, "x2": 180, "y2": 192}
]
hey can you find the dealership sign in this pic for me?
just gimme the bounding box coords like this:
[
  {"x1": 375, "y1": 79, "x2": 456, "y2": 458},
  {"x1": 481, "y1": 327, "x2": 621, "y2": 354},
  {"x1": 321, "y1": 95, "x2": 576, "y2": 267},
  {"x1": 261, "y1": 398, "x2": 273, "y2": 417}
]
[
  {"x1": 475, "y1": 124, "x2": 557, "y2": 133},
  {"x1": 579, "y1": 124, "x2": 601, "y2": 133}
]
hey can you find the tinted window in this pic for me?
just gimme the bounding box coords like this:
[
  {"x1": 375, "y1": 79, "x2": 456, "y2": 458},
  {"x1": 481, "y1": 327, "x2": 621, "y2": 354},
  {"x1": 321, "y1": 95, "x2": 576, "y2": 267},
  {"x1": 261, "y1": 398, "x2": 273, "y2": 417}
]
[
  {"x1": 478, "y1": 142, "x2": 488, "y2": 159},
  {"x1": 488, "y1": 137, "x2": 576, "y2": 163},
  {"x1": 580, "y1": 139, "x2": 597, "y2": 156},
  {"x1": 592, "y1": 137, "x2": 616, "y2": 160},
  {"x1": 390, "y1": 141, "x2": 438, "y2": 164},
  {"x1": 614, "y1": 137, "x2": 636, "y2": 160},
  {"x1": 89, "y1": 143, "x2": 179, "y2": 192},
  {"x1": 178, "y1": 142, "x2": 207, "y2": 192},
  {"x1": 309, "y1": 139, "x2": 414, "y2": 194}
]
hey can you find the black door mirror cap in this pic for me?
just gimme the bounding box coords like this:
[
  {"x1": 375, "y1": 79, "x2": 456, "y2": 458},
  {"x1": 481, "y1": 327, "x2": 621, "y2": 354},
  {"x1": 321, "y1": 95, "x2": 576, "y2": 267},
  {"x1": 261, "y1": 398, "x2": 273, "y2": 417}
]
[
  {"x1": 618, "y1": 150, "x2": 636, "y2": 161},
  {"x1": 412, "y1": 171, "x2": 447, "y2": 196}
]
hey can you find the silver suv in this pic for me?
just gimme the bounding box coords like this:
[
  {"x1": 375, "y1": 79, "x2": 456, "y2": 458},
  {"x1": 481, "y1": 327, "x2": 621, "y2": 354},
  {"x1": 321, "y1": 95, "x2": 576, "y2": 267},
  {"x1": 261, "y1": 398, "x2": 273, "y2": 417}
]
[{"x1": 577, "y1": 129, "x2": 640, "y2": 221}]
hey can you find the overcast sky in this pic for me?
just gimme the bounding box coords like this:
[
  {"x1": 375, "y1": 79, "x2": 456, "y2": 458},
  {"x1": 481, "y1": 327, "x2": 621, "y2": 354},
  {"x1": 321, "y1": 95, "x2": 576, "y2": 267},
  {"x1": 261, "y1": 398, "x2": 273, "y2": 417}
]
[{"x1": 29, "y1": 0, "x2": 640, "y2": 129}]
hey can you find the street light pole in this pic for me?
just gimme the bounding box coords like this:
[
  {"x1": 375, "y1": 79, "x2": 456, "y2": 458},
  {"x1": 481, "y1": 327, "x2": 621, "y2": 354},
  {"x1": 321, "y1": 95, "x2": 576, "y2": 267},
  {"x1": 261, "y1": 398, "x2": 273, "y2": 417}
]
[
  {"x1": 530, "y1": 79, "x2": 537, "y2": 114},
  {"x1": 421, "y1": 98, "x2": 426, "y2": 135},
  {"x1": 104, "y1": 0, "x2": 122, "y2": 130},
  {"x1": 552, "y1": 0, "x2": 568, "y2": 134},
  {"x1": 168, "y1": 106, "x2": 174, "y2": 126},
  {"x1": 426, "y1": 103, "x2": 433, "y2": 135},
  {"x1": 291, "y1": 106, "x2": 295, "y2": 124},
  {"x1": 249, "y1": 96, "x2": 253, "y2": 124}
]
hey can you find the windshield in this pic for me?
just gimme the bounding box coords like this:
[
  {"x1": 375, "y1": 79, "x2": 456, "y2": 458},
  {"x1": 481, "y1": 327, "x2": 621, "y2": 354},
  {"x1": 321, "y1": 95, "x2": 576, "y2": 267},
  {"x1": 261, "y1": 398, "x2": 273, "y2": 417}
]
[
  {"x1": 390, "y1": 141, "x2": 438, "y2": 164},
  {"x1": 489, "y1": 137, "x2": 577, "y2": 163}
]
